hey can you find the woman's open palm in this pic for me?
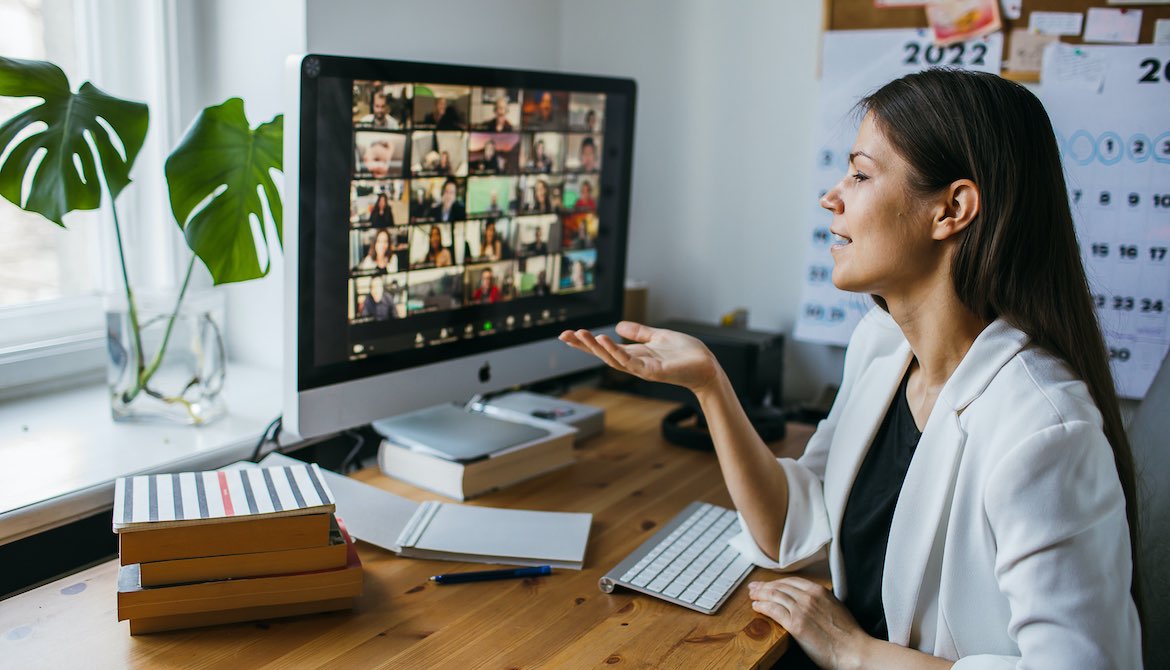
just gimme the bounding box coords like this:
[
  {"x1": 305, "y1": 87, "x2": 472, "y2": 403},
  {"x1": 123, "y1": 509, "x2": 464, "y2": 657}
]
[{"x1": 559, "y1": 321, "x2": 718, "y2": 393}]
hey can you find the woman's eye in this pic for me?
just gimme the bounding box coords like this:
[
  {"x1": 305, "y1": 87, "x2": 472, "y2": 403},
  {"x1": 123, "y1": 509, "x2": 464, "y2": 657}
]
[{"x1": 851, "y1": 172, "x2": 869, "y2": 183}]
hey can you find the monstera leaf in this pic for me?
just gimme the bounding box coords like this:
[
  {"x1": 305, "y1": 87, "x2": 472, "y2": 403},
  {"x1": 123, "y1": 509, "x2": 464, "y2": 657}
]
[
  {"x1": 0, "y1": 57, "x2": 149, "y2": 225},
  {"x1": 165, "y1": 98, "x2": 282, "y2": 285}
]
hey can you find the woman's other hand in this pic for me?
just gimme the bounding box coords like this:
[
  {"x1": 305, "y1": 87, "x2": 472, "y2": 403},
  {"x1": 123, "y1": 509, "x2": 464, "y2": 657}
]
[
  {"x1": 748, "y1": 577, "x2": 871, "y2": 670},
  {"x1": 559, "y1": 321, "x2": 719, "y2": 394}
]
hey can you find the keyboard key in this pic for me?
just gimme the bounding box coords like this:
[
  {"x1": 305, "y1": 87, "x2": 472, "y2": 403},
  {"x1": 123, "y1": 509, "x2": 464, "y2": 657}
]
[{"x1": 696, "y1": 594, "x2": 719, "y2": 610}]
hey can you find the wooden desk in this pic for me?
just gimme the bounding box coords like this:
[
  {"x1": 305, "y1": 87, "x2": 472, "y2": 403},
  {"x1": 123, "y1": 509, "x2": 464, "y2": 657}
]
[{"x1": 0, "y1": 389, "x2": 813, "y2": 669}]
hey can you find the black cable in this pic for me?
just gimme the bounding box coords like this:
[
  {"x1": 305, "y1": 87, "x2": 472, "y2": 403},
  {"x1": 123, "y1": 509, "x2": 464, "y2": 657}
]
[
  {"x1": 338, "y1": 429, "x2": 365, "y2": 474},
  {"x1": 250, "y1": 415, "x2": 283, "y2": 462}
]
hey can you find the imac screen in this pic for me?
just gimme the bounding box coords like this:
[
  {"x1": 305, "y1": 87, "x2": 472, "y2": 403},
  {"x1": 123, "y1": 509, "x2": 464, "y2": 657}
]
[{"x1": 294, "y1": 56, "x2": 635, "y2": 391}]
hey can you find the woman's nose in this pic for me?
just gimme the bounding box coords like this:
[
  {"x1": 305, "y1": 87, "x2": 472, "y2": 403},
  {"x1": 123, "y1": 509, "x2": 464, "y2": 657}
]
[{"x1": 819, "y1": 186, "x2": 842, "y2": 213}]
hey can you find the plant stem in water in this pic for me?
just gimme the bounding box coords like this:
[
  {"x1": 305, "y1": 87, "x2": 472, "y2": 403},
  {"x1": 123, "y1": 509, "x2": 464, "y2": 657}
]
[
  {"x1": 109, "y1": 193, "x2": 146, "y2": 402},
  {"x1": 137, "y1": 254, "x2": 197, "y2": 390}
]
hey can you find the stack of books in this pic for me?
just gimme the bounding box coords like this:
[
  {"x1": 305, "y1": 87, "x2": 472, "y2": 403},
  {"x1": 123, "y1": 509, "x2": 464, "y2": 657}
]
[
  {"x1": 112, "y1": 463, "x2": 363, "y2": 634},
  {"x1": 377, "y1": 411, "x2": 577, "y2": 501}
]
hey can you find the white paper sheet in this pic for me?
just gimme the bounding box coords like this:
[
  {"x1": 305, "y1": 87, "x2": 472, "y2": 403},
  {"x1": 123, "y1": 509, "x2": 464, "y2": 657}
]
[
  {"x1": 1029, "y1": 11, "x2": 1085, "y2": 37},
  {"x1": 1083, "y1": 8, "x2": 1143, "y2": 44}
]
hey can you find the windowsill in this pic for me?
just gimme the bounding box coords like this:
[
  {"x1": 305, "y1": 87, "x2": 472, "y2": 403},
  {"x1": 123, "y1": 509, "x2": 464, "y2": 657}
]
[{"x1": 0, "y1": 363, "x2": 282, "y2": 546}]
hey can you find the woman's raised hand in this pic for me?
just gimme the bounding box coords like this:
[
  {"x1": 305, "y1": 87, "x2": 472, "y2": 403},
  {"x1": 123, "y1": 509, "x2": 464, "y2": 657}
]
[{"x1": 559, "y1": 321, "x2": 719, "y2": 394}]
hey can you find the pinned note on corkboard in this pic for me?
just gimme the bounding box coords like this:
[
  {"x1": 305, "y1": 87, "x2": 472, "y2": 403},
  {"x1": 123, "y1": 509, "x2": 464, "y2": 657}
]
[{"x1": 823, "y1": 0, "x2": 1170, "y2": 80}]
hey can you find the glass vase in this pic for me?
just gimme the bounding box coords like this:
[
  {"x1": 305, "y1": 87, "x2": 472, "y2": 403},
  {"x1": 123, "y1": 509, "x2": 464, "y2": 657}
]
[{"x1": 106, "y1": 288, "x2": 227, "y2": 425}]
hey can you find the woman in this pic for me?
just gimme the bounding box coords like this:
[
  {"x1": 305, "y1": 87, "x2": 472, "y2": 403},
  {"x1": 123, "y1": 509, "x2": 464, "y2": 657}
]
[
  {"x1": 569, "y1": 259, "x2": 586, "y2": 289},
  {"x1": 560, "y1": 69, "x2": 1142, "y2": 668},
  {"x1": 424, "y1": 224, "x2": 452, "y2": 267},
  {"x1": 530, "y1": 178, "x2": 552, "y2": 213},
  {"x1": 355, "y1": 228, "x2": 395, "y2": 273},
  {"x1": 369, "y1": 192, "x2": 394, "y2": 227},
  {"x1": 481, "y1": 220, "x2": 503, "y2": 261},
  {"x1": 574, "y1": 180, "x2": 597, "y2": 211},
  {"x1": 438, "y1": 150, "x2": 453, "y2": 176},
  {"x1": 529, "y1": 138, "x2": 552, "y2": 173}
]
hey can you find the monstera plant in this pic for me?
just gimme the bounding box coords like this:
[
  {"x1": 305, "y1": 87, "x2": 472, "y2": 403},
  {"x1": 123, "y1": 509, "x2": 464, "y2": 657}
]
[{"x1": 0, "y1": 56, "x2": 283, "y2": 422}]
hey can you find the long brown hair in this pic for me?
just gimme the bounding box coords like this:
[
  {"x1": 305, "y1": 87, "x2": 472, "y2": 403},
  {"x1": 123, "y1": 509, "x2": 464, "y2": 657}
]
[{"x1": 860, "y1": 68, "x2": 1143, "y2": 625}]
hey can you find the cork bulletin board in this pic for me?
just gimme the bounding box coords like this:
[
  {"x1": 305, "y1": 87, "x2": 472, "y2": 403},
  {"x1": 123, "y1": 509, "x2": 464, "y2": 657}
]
[{"x1": 823, "y1": 0, "x2": 1170, "y2": 80}]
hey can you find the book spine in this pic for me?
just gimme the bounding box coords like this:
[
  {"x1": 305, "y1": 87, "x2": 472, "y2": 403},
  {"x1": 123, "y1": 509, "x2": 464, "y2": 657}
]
[
  {"x1": 118, "y1": 513, "x2": 332, "y2": 565},
  {"x1": 128, "y1": 597, "x2": 355, "y2": 635},
  {"x1": 378, "y1": 440, "x2": 467, "y2": 500},
  {"x1": 138, "y1": 542, "x2": 347, "y2": 587}
]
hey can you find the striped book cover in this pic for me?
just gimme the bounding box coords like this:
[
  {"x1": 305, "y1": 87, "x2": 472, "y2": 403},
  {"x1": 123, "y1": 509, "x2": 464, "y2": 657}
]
[{"x1": 113, "y1": 464, "x2": 336, "y2": 533}]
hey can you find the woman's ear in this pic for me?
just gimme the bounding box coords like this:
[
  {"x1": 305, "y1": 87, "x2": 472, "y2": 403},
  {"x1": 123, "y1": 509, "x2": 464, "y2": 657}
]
[{"x1": 932, "y1": 179, "x2": 980, "y2": 241}]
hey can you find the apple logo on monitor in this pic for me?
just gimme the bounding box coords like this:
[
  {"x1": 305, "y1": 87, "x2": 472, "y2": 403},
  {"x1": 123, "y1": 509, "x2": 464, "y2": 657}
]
[{"x1": 479, "y1": 362, "x2": 491, "y2": 383}]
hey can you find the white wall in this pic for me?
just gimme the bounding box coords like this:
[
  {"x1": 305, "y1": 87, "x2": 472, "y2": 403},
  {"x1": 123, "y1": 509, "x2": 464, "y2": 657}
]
[
  {"x1": 305, "y1": 0, "x2": 563, "y2": 68},
  {"x1": 175, "y1": 0, "x2": 307, "y2": 370},
  {"x1": 196, "y1": 0, "x2": 846, "y2": 402},
  {"x1": 556, "y1": 0, "x2": 844, "y2": 403}
]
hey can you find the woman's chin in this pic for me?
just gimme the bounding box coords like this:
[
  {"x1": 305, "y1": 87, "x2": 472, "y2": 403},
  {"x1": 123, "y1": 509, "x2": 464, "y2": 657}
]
[
  {"x1": 830, "y1": 268, "x2": 853, "y2": 292},
  {"x1": 830, "y1": 271, "x2": 869, "y2": 295}
]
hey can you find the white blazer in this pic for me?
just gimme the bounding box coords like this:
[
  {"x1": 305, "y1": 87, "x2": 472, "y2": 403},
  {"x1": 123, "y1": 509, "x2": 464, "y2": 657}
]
[{"x1": 731, "y1": 308, "x2": 1142, "y2": 669}]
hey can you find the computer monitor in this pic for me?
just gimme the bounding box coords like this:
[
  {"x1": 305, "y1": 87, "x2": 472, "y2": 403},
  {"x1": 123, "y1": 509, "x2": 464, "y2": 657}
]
[{"x1": 283, "y1": 54, "x2": 637, "y2": 440}]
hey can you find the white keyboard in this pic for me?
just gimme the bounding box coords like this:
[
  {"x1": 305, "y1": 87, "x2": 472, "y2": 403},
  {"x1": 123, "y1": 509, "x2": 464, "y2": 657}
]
[{"x1": 598, "y1": 501, "x2": 755, "y2": 614}]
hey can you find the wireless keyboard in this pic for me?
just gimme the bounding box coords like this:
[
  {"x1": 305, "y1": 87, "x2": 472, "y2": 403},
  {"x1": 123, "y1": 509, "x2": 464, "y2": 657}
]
[{"x1": 598, "y1": 501, "x2": 755, "y2": 614}]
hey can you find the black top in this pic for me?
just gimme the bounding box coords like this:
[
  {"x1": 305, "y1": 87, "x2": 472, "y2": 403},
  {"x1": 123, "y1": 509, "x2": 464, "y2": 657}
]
[{"x1": 840, "y1": 368, "x2": 922, "y2": 641}]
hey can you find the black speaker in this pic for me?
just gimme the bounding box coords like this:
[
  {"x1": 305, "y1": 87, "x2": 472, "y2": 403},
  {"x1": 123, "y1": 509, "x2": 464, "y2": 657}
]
[{"x1": 631, "y1": 320, "x2": 786, "y2": 450}]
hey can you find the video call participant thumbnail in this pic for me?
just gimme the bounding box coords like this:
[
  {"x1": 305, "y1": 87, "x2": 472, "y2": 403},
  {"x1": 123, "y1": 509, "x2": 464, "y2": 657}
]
[
  {"x1": 411, "y1": 131, "x2": 469, "y2": 177},
  {"x1": 563, "y1": 174, "x2": 599, "y2": 211},
  {"x1": 413, "y1": 84, "x2": 470, "y2": 130},
  {"x1": 350, "y1": 179, "x2": 408, "y2": 227},
  {"x1": 353, "y1": 82, "x2": 411, "y2": 130},
  {"x1": 469, "y1": 132, "x2": 521, "y2": 175},
  {"x1": 359, "y1": 274, "x2": 407, "y2": 321},
  {"x1": 568, "y1": 92, "x2": 605, "y2": 132},
  {"x1": 558, "y1": 248, "x2": 597, "y2": 293},
  {"x1": 471, "y1": 88, "x2": 521, "y2": 132},
  {"x1": 465, "y1": 261, "x2": 518, "y2": 305},
  {"x1": 354, "y1": 131, "x2": 407, "y2": 179},
  {"x1": 407, "y1": 266, "x2": 464, "y2": 315},
  {"x1": 349, "y1": 273, "x2": 407, "y2": 323},
  {"x1": 564, "y1": 133, "x2": 602, "y2": 173},
  {"x1": 561, "y1": 212, "x2": 598, "y2": 251},
  {"x1": 351, "y1": 227, "x2": 408, "y2": 274},
  {"x1": 516, "y1": 254, "x2": 554, "y2": 297},
  {"x1": 521, "y1": 132, "x2": 564, "y2": 174},
  {"x1": 411, "y1": 178, "x2": 467, "y2": 223},
  {"x1": 521, "y1": 90, "x2": 568, "y2": 130},
  {"x1": 519, "y1": 176, "x2": 560, "y2": 214},
  {"x1": 515, "y1": 214, "x2": 559, "y2": 256},
  {"x1": 461, "y1": 218, "x2": 515, "y2": 263},
  {"x1": 409, "y1": 223, "x2": 455, "y2": 269},
  {"x1": 466, "y1": 176, "x2": 519, "y2": 218}
]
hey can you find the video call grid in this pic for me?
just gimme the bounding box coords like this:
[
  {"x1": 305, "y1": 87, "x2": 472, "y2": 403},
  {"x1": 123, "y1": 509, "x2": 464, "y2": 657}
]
[{"x1": 346, "y1": 81, "x2": 606, "y2": 325}]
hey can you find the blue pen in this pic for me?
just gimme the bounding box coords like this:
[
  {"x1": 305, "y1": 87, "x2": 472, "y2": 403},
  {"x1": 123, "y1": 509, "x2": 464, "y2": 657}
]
[{"x1": 429, "y1": 565, "x2": 552, "y2": 584}]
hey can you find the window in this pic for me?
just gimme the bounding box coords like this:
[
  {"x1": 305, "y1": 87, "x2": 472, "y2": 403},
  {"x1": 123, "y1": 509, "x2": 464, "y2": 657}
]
[
  {"x1": 0, "y1": 0, "x2": 103, "y2": 314},
  {"x1": 0, "y1": 0, "x2": 182, "y2": 397}
]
